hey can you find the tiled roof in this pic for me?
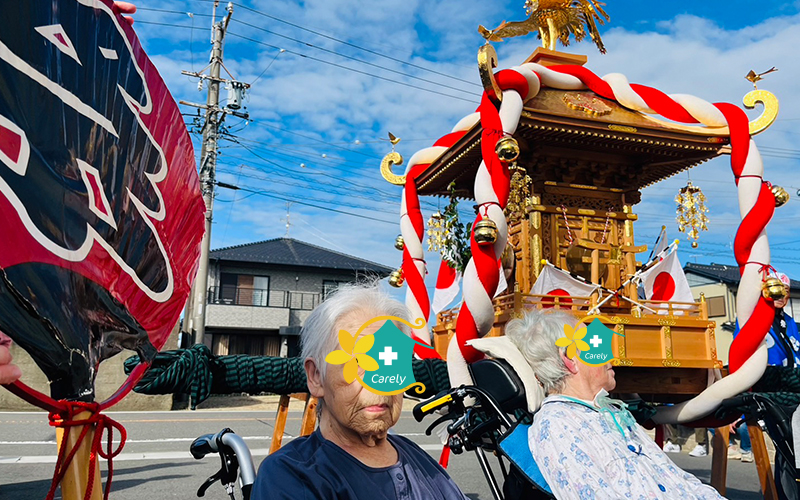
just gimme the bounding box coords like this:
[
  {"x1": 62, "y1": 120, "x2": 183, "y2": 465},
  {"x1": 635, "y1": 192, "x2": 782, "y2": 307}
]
[
  {"x1": 210, "y1": 238, "x2": 393, "y2": 275},
  {"x1": 684, "y1": 262, "x2": 800, "y2": 289}
]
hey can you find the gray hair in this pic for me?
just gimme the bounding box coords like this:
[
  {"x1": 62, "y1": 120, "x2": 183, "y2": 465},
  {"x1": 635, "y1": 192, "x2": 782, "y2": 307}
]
[
  {"x1": 301, "y1": 281, "x2": 410, "y2": 379},
  {"x1": 504, "y1": 309, "x2": 578, "y2": 394}
]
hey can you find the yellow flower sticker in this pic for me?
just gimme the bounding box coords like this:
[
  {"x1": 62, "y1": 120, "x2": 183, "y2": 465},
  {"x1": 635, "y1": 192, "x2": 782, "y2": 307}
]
[
  {"x1": 325, "y1": 329, "x2": 380, "y2": 383},
  {"x1": 555, "y1": 323, "x2": 590, "y2": 359}
]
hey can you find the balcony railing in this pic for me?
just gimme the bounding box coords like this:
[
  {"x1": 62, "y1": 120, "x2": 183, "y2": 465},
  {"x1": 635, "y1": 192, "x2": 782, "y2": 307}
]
[{"x1": 207, "y1": 286, "x2": 320, "y2": 310}]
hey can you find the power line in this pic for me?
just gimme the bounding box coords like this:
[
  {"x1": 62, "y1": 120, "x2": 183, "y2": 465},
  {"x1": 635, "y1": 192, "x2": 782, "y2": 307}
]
[
  {"x1": 229, "y1": 185, "x2": 397, "y2": 224},
  {"x1": 240, "y1": 121, "x2": 382, "y2": 160},
  {"x1": 232, "y1": 3, "x2": 481, "y2": 89},
  {"x1": 225, "y1": 138, "x2": 400, "y2": 196},
  {"x1": 225, "y1": 31, "x2": 478, "y2": 104},
  {"x1": 231, "y1": 17, "x2": 479, "y2": 98},
  {"x1": 251, "y1": 49, "x2": 284, "y2": 85},
  {"x1": 215, "y1": 165, "x2": 404, "y2": 210}
]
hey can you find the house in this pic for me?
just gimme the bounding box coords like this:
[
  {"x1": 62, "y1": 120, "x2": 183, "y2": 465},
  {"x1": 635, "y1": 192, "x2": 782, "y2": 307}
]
[
  {"x1": 203, "y1": 238, "x2": 393, "y2": 357},
  {"x1": 684, "y1": 262, "x2": 800, "y2": 364}
]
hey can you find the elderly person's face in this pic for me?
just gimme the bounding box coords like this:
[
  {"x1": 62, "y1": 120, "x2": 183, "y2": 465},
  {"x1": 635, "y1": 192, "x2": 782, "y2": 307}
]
[
  {"x1": 561, "y1": 350, "x2": 617, "y2": 395},
  {"x1": 306, "y1": 310, "x2": 403, "y2": 443}
]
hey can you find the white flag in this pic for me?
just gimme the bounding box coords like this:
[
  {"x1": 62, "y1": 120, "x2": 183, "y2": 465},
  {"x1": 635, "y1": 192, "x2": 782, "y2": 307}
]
[
  {"x1": 531, "y1": 265, "x2": 599, "y2": 306},
  {"x1": 494, "y1": 259, "x2": 507, "y2": 298},
  {"x1": 652, "y1": 227, "x2": 668, "y2": 259},
  {"x1": 432, "y1": 261, "x2": 461, "y2": 314}
]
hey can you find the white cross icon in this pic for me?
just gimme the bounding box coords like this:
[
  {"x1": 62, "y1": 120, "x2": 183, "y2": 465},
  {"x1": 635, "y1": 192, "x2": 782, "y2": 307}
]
[
  {"x1": 379, "y1": 346, "x2": 398, "y2": 366},
  {"x1": 589, "y1": 335, "x2": 602, "y2": 348}
]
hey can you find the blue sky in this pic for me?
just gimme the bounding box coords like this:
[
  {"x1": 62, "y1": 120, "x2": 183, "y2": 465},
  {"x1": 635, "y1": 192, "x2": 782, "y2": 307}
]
[{"x1": 129, "y1": 0, "x2": 800, "y2": 298}]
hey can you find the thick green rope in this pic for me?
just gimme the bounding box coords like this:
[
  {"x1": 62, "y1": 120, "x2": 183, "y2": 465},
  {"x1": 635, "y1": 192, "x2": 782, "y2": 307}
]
[{"x1": 124, "y1": 345, "x2": 450, "y2": 409}]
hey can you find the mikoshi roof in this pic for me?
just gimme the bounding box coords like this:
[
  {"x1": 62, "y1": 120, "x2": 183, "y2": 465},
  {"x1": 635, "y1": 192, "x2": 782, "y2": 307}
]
[
  {"x1": 210, "y1": 237, "x2": 394, "y2": 275},
  {"x1": 414, "y1": 53, "x2": 730, "y2": 198}
]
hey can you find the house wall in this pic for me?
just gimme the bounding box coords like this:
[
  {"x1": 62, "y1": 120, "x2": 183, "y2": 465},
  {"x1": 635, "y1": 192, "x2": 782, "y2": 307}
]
[
  {"x1": 206, "y1": 303, "x2": 290, "y2": 329},
  {"x1": 209, "y1": 262, "x2": 357, "y2": 297},
  {"x1": 687, "y1": 271, "x2": 800, "y2": 365},
  {"x1": 203, "y1": 260, "x2": 365, "y2": 356},
  {"x1": 688, "y1": 283, "x2": 736, "y2": 365}
]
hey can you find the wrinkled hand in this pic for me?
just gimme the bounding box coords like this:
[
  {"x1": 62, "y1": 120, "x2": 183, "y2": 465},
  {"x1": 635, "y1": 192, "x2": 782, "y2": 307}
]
[
  {"x1": 114, "y1": 1, "x2": 137, "y2": 25},
  {"x1": 0, "y1": 345, "x2": 21, "y2": 385}
]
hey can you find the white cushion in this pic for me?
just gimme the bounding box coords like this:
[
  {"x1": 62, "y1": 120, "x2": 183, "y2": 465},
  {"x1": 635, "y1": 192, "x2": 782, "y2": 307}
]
[{"x1": 467, "y1": 336, "x2": 545, "y2": 412}]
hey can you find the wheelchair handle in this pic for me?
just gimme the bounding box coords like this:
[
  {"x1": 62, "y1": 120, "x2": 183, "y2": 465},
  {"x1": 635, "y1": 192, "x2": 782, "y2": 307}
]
[
  {"x1": 221, "y1": 431, "x2": 256, "y2": 491},
  {"x1": 414, "y1": 390, "x2": 453, "y2": 422},
  {"x1": 190, "y1": 428, "x2": 256, "y2": 500}
]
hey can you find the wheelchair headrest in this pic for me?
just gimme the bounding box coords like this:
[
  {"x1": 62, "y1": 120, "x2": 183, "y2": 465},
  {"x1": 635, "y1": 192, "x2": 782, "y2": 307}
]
[
  {"x1": 469, "y1": 358, "x2": 528, "y2": 415},
  {"x1": 467, "y1": 335, "x2": 545, "y2": 412}
]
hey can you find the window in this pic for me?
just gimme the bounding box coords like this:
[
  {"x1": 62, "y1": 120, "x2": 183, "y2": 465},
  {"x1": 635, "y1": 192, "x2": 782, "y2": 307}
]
[
  {"x1": 252, "y1": 276, "x2": 270, "y2": 306},
  {"x1": 214, "y1": 273, "x2": 270, "y2": 306},
  {"x1": 706, "y1": 296, "x2": 726, "y2": 317},
  {"x1": 219, "y1": 273, "x2": 238, "y2": 304},
  {"x1": 323, "y1": 280, "x2": 348, "y2": 300}
]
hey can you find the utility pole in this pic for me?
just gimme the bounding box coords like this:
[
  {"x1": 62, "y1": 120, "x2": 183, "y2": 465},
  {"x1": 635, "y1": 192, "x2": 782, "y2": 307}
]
[
  {"x1": 282, "y1": 202, "x2": 292, "y2": 237},
  {"x1": 179, "y1": 1, "x2": 248, "y2": 347}
]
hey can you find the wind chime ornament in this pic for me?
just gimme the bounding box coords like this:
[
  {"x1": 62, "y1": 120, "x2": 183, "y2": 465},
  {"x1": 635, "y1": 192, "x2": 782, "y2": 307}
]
[
  {"x1": 675, "y1": 181, "x2": 709, "y2": 248},
  {"x1": 426, "y1": 212, "x2": 448, "y2": 253},
  {"x1": 505, "y1": 163, "x2": 532, "y2": 223}
]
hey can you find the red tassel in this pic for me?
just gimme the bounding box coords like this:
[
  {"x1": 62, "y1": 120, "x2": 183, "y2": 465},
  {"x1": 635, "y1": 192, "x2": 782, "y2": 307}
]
[{"x1": 438, "y1": 444, "x2": 451, "y2": 469}]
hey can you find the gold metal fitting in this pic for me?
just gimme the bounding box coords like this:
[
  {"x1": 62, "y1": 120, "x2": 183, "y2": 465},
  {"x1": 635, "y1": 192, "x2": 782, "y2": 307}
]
[
  {"x1": 394, "y1": 235, "x2": 405, "y2": 251},
  {"x1": 473, "y1": 217, "x2": 499, "y2": 245},
  {"x1": 495, "y1": 136, "x2": 520, "y2": 162},
  {"x1": 762, "y1": 277, "x2": 788, "y2": 301},
  {"x1": 388, "y1": 268, "x2": 405, "y2": 288},
  {"x1": 772, "y1": 185, "x2": 790, "y2": 208}
]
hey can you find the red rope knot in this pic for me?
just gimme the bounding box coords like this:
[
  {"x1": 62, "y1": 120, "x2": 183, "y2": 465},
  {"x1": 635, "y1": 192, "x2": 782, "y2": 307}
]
[
  {"x1": 477, "y1": 201, "x2": 501, "y2": 218},
  {"x1": 46, "y1": 401, "x2": 127, "y2": 500},
  {"x1": 739, "y1": 261, "x2": 775, "y2": 279}
]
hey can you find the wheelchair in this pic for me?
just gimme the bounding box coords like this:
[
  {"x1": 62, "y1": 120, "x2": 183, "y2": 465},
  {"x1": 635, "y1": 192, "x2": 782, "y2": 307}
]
[
  {"x1": 415, "y1": 357, "x2": 800, "y2": 500},
  {"x1": 414, "y1": 358, "x2": 553, "y2": 500}
]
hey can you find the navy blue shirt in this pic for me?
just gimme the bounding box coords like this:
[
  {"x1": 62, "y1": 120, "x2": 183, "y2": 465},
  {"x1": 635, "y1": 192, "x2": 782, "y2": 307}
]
[{"x1": 252, "y1": 429, "x2": 467, "y2": 500}]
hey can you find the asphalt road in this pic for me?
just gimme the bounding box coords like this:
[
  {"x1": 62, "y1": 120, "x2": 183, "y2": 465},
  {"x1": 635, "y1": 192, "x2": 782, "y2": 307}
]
[{"x1": 0, "y1": 409, "x2": 762, "y2": 499}]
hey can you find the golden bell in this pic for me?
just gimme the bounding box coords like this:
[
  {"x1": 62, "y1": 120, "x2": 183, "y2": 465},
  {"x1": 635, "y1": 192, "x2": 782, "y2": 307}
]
[
  {"x1": 473, "y1": 217, "x2": 499, "y2": 245},
  {"x1": 394, "y1": 235, "x2": 405, "y2": 251},
  {"x1": 772, "y1": 185, "x2": 790, "y2": 208},
  {"x1": 495, "y1": 136, "x2": 520, "y2": 162},
  {"x1": 691, "y1": 241, "x2": 698, "y2": 248},
  {"x1": 762, "y1": 277, "x2": 788, "y2": 301},
  {"x1": 388, "y1": 268, "x2": 404, "y2": 288}
]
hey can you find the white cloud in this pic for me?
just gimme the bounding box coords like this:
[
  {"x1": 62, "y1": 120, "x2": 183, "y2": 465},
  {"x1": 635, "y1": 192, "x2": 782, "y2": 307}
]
[{"x1": 131, "y1": 1, "x2": 800, "y2": 301}]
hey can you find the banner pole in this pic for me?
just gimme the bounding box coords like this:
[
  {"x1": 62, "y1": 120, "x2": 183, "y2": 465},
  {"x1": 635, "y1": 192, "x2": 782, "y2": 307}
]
[{"x1": 55, "y1": 410, "x2": 103, "y2": 500}]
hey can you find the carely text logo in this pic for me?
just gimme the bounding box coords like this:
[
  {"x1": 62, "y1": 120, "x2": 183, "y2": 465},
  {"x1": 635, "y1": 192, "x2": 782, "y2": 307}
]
[
  {"x1": 325, "y1": 316, "x2": 436, "y2": 395},
  {"x1": 555, "y1": 316, "x2": 624, "y2": 366}
]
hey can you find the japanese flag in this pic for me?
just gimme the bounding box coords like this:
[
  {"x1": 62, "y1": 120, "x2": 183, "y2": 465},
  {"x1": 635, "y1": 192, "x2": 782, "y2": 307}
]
[
  {"x1": 432, "y1": 261, "x2": 461, "y2": 314},
  {"x1": 640, "y1": 250, "x2": 693, "y2": 303},
  {"x1": 531, "y1": 265, "x2": 599, "y2": 306}
]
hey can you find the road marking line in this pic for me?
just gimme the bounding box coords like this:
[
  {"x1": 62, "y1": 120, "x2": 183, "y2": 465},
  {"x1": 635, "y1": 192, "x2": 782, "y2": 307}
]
[
  {"x1": 0, "y1": 436, "x2": 442, "y2": 463},
  {"x1": 0, "y1": 444, "x2": 445, "y2": 464}
]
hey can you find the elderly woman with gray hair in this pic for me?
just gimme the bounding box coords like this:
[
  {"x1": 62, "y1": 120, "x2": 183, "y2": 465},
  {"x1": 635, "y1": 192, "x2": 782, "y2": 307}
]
[
  {"x1": 506, "y1": 309, "x2": 725, "y2": 499},
  {"x1": 252, "y1": 282, "x2": 467, "y2": 500}
]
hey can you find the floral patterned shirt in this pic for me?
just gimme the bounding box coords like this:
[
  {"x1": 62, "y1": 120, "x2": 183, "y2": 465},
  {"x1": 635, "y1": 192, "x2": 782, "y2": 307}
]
[{"x1": 529, "y1": 396, "x2": 726, "y2": 500}]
